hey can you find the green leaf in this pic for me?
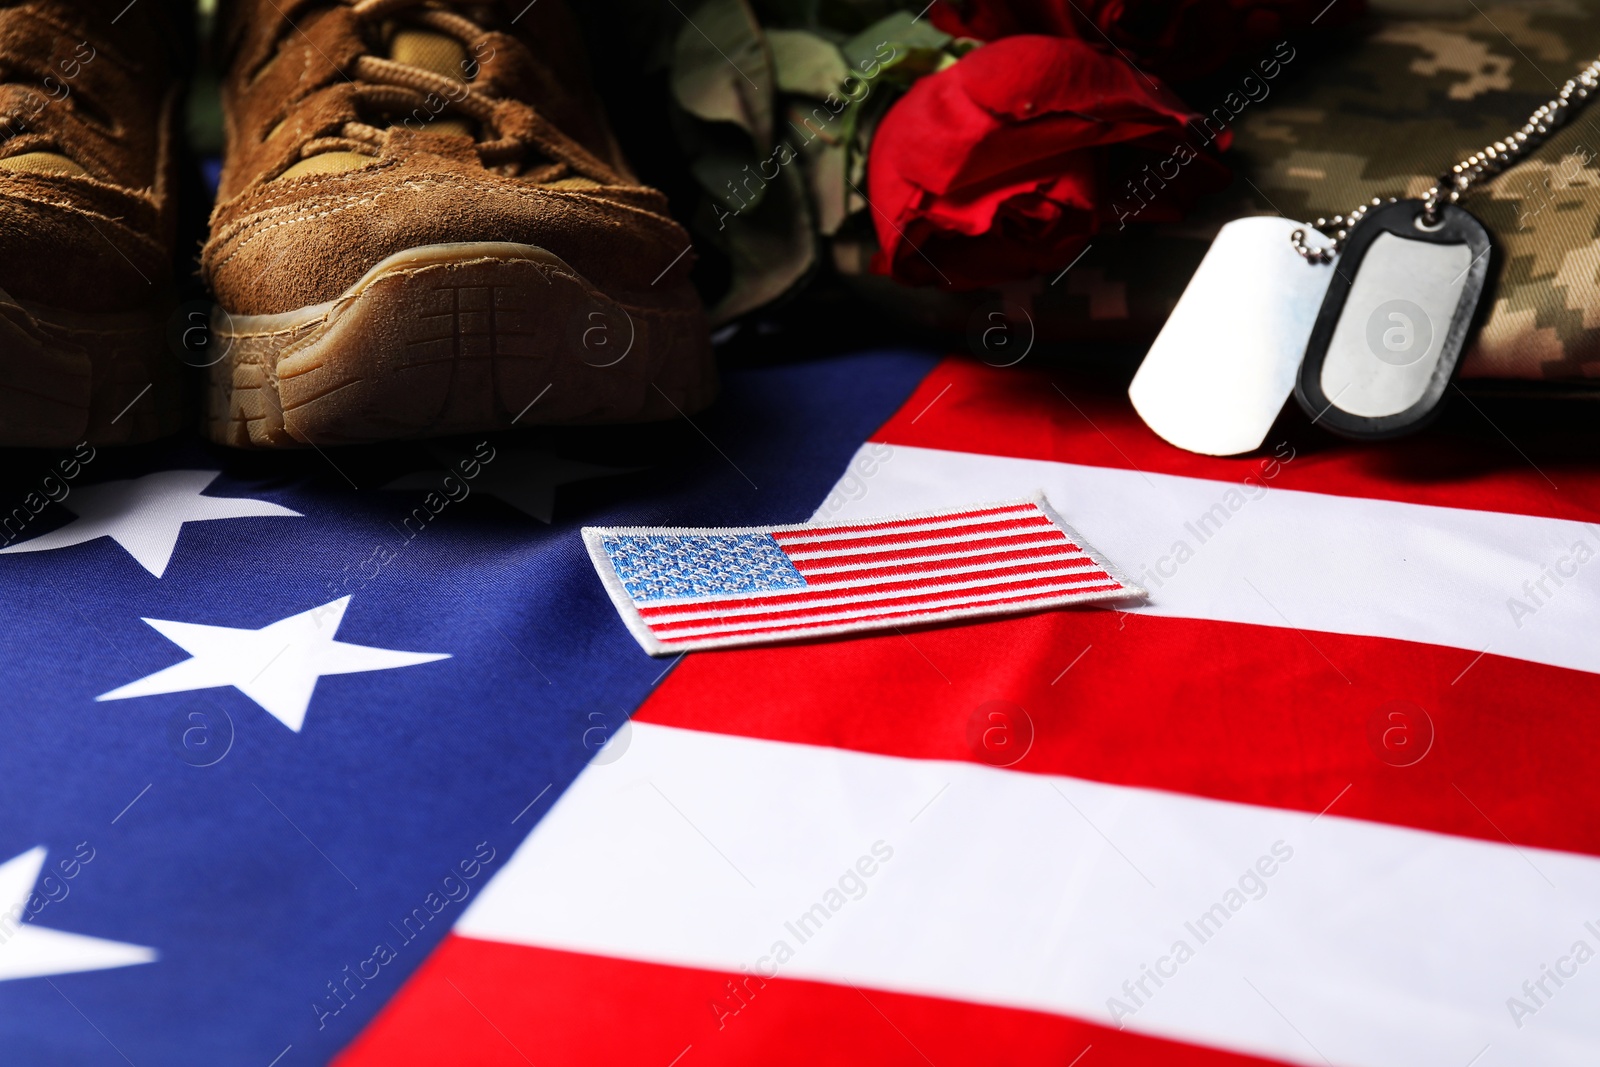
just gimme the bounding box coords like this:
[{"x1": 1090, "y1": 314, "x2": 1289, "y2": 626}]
[
  {"x1": 701, "y1": 160, "x2": 817, "y2": 323},
  {"x1": 785, "y1": 100, "x2": 853, "y2": 235},
  {"x1": 816, "y1": 0, "x2": 916, "y2": 34},
  {"x1": 750, "y1": 0, "x2": 821, "y2": 28},
  {"x1": 692, "y1": 148, "x2": 770, "y2": 213},
  {"x1": 670, "y1": 0, "x2": 775, "y2": 150},
  {"x1": 767, "y1": 29, "x2": 851, "y2": 98},
  {"x1": 842, "y1": 10, "x2": 951, "y2": 72},
  {"x1": 805, "y1": 137, "x2": 850, "y2": 236}
]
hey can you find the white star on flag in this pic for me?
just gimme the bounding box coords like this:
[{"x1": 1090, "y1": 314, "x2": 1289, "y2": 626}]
[
  {"x1": 0, "y1": 848, "x2": 155, "y2": 982},
  {"x1": 96, "y1": 597, "x2": 451, "y2": 732},
  {"x1": 0, "y1": 470, "x2": 301, "y2": 578}
]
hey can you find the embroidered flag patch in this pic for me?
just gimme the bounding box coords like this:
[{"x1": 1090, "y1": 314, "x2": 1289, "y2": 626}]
[{"x1": 583, "y1": 497, "x2": 1144, "y2": 655}]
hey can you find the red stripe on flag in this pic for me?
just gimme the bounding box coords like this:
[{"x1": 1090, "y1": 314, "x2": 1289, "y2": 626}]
[
  {"x1": 873, "y1": 358, "x2": 1599, "y2": 523},
  {"x1": 335, "y1": 936, "x2": 1296, "y2": 1067},
  {"x1": 635, "y1": 609, "x2": 1600, "y2": 858}
]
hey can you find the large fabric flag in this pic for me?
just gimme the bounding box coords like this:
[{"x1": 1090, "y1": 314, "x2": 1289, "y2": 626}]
[{"x1": 1, "y1": 350, "x2": 1598, "y2": 1066}]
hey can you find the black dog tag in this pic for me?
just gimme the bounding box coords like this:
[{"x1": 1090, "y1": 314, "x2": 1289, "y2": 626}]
[{"x1": 1294, "y1": 200, "x2": 1492, "y2": 440}]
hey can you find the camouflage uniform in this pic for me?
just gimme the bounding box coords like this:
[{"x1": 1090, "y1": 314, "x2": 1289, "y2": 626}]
[{"x1": 1010, "y1": 0, "x2": 1600, "y2": 385}]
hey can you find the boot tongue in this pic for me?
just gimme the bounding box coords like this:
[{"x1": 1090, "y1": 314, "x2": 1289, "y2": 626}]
[
  {"x1": 278, "y1": 25, "x2": 475, "y2": 180},
  {"x1": 389, "y1": 28, "x2": 468, "y2": 80},
  {"x1": 388, "y1": 28, "x2": 472, "y2": 138},
  {"x1": 0, "y1": 151, "x2": 88, "y2": 177}
]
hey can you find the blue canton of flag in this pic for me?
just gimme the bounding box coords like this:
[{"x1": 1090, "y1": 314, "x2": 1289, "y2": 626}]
[{"x1": 0, "y1": 351, "x2": 938, "y2": 1066}]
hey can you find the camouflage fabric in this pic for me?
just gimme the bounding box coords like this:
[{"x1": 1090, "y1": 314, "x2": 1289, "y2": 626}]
[
  {"x1": 1237, "y1": 0, "x2": 1600, "y2": 382},
  {"x1": 904, "y1": 0, "x2": 1600, "y2": 384}
]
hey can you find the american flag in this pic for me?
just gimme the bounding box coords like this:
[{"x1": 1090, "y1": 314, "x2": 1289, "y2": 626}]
[
  {"x1": 4, "y1": 349, "x2": 1600, "y2": 1067},
  {"x1": 583, "y1": 499, "x2": 1142, "y2": 654}
]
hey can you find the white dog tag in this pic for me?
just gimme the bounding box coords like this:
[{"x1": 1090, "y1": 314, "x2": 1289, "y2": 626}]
[{"x1": 1129, "y1": 216, "x2": 1335, "y2": 456}]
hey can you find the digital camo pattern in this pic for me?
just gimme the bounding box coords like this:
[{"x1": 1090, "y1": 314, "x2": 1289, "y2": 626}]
[
  {"x1": 1237, "y1": 0, "x2": 1600, "y2": 382},
  {"x1": 1029, "y1": 1, "x2": 1600, "y2": 384}
]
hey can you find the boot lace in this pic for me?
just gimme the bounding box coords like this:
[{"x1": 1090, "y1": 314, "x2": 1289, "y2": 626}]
[
  {"x1": 293, "y1": 0, "x2": 618, "y2": 182},
  {"x1": 0, "y1": 41, "x2": 101, "y2": 161}
]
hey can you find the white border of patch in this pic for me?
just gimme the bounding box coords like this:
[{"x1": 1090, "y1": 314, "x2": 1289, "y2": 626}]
[{"x1": 583, "y1": 494, "x2": 1145, "y2": 656}]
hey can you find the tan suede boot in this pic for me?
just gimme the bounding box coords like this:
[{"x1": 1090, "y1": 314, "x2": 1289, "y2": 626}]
[
  {"x1": 202, "y1": 0, "x2": 716, "y2": 447},
  {"x1": 0, "y1": 0, "x2": 184, "y2": 446}
]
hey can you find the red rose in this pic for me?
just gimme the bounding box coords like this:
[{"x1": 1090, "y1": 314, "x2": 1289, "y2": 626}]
[
  {"x1": 931, "y1": 0, "x2": 1365, "y2": 81},
  {"x1": 928, "y1": 0, "x2": 1078, "y2": 40},
  {"x1": 929, "y1": 0, "x2": 1076, "y2": 40},
  {"x1": 866, "y1": 35, "x2": 1231, "y2": 290}
]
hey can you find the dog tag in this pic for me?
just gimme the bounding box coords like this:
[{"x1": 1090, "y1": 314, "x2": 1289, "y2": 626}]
[
  {"x1": 1294, "y1": 200, "x2": 1491, "y2": 439},
  {"x1": 1130, "y1": 216, "x2": 1336, "y2": 456}
]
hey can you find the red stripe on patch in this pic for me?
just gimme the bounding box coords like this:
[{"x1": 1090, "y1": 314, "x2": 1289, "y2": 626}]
[
  {"x1": 779, "y1": 518, "x2": 1057, "y2": 556},
  {"x1": 770, "y1": 503, "x2": 1038, "y2": 543},
  {"x1": 638, "y1": 559, "x2": 1101, "y2": 620},
  {"x1": 794, "y1": 545, "x2": 1091, "y2": 583},
  {"x1": 650, "y1": 583, "x2": 1122, "y2": 643},
  {"x1": 788, "y1": 532, "x2": 1073, "y2": 573}
]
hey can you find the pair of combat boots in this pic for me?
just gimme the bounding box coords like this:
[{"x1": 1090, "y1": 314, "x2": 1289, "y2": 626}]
[{"x1": 0, "y1": 0, "x2": 713, "y2": 448}]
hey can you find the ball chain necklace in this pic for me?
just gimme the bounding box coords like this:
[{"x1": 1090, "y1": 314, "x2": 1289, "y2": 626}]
[
  {"x1": 1128, "y1": 51, "x2": 1600, "y2": 457},
  {"x1": 1291, "y1": 54, "x2": 1600, "y2": 261}
]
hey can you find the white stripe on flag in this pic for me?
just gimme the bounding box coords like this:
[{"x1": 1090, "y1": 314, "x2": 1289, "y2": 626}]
[
  {"x1": 458, "y1": 722, "x2": 1600, "y2": 1067},
  {"x1": 813, "y1": 444, "x2": 1600, "y2": 677}
]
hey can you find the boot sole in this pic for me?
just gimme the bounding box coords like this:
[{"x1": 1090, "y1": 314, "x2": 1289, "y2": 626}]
[
  {"x1": 0, "y1": 286, "x2": 183, "y2": 447},
  {"x1": 207, "y1": 241, "x2": 717, "y2": 447}
]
